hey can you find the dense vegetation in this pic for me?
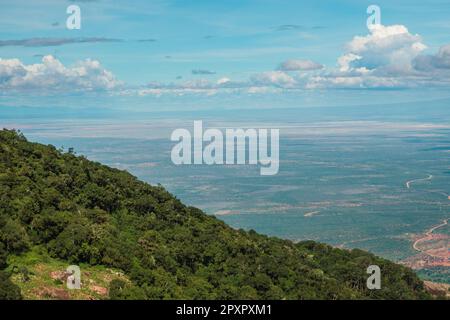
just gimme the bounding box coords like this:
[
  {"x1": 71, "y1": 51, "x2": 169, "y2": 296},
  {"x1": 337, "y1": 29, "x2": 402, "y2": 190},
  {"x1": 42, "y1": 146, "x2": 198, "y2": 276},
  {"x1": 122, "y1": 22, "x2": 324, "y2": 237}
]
[{"x1": 0, "y1": 129, "x2": 430, "y2": 299}]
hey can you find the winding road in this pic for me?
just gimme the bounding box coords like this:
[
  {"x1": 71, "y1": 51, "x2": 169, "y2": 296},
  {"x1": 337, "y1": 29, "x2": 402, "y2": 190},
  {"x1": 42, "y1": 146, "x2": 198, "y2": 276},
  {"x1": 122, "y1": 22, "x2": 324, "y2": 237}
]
[
  {"x1": 406, "y1": 174, "x2": 433, "y2": 189},
  {"x1": 412, "y1": 218, "x2": 449, "y2": 253}
]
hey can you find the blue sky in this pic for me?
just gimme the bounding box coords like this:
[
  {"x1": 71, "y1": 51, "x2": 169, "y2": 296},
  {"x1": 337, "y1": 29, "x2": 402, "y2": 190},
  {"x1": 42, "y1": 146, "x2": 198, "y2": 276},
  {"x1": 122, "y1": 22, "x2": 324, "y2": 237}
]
[{"x1": 1, "y1": 0, "x2": 450, "y2": 109}]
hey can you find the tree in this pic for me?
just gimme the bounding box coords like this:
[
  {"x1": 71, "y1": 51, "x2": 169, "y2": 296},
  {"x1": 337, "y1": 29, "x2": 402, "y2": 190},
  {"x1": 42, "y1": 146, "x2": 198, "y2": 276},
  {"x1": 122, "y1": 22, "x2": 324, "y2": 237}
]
[
  {"x1": 109, "y1": 279, "x2": 146, "y2": 300},
  {"x1": 0, "y1": 271, "x2": 22, "y2": 300},
  {"x1": 0, "y1": 219, "x2": 29, "y2": 254},
  {"x1": 0, "y1": 243, "x2": 7, "y2": 269}
]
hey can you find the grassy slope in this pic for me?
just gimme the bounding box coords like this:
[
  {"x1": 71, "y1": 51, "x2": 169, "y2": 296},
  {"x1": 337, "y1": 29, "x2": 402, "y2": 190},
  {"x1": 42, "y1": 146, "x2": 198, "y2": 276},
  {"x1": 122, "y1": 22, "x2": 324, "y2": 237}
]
[{"x1": 8, "y1": 246, "x2": 128, "y2": 300}]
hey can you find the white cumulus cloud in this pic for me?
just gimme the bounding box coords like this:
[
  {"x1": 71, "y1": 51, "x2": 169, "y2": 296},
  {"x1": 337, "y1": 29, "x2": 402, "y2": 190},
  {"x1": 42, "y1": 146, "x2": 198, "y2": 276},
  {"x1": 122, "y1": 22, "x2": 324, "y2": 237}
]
[
  {"x1": 0, "y1": 55, "x2": 120, "y2": 92},
  {"x1": 306, "y1": 24, "x2": 450, "y2": 89},
  {"x1": 344, "y1": 24, "x2": 426, "y2": 75},
  {"x1": 250, "y1": 71, "x2": 296, "y2": 88}
]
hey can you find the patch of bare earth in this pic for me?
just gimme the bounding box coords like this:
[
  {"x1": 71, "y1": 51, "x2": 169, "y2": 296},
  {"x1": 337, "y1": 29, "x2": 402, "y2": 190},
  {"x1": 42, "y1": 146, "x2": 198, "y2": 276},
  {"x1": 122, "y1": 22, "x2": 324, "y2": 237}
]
[
  {"x1": 423, "y1": 281, "x2": 450, "y2": 298},
  {"x1": 89, "y1": 285, "x2": 108, "y2": 296},
  {"x1": 33, "y1": 287, "x2": 70, "y2": 300}
]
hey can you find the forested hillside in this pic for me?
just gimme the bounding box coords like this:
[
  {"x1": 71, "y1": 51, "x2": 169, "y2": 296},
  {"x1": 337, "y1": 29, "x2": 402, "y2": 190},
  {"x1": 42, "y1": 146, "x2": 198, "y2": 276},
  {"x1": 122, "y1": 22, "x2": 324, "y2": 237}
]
[{"x1": 0, "y1": 129, "x2": 430, "y2": 299}]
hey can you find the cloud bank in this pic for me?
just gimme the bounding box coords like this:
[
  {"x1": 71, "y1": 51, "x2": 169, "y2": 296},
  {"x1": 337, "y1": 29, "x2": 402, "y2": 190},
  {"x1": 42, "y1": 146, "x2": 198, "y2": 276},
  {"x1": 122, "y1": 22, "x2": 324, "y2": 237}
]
[
  {"x1": 2, "y1": 24, "x2": 450, "y2": 96},
  {"x1": 0, "y1": 55, "x2": 120, "y2": 91},
  {"x1": 307, "y1": 24, "x2": 450, "y2": 89},
  {"x1": 136, "y1": 24, "x2": 450, "y2": 95}
]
